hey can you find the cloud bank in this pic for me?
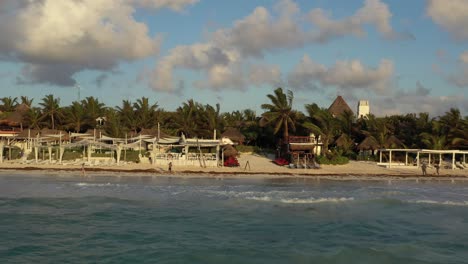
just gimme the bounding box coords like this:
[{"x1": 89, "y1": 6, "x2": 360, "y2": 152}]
[
  {"x1": 288, "y1": 55, "x2": 394, "y2": 94},
  {"x1": 0, "y1": 0, "x2": 195, "y2": 86},
  {"x1": 150, "y1": 0, "x2": 403, "y2": 92},
  {"x1": 427, "y1": 0, "x2": 468, "y2": 40}
]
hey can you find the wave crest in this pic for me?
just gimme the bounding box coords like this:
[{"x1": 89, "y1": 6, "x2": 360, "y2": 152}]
[{"x1": 246, "y1": 196, "x2": 354, "y2": 204}]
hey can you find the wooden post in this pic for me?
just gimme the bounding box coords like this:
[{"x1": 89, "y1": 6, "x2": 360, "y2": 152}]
[{"x1": 389, "y1": 150, "x2": 392, "y2": 168}]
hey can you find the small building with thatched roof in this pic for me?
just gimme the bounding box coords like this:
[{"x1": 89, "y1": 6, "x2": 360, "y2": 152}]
[
  {"x1": 383, "y1": 135, "x2": 404, "y2": 149},
  {"x1": 357, "y1": 136, "x2": 380, "y2": 156},
  {"x1": 221, "y1": 127, "x2": 245, "y2": 145},
  {"x1": 328, "y1": 96, "x2": 353, "y2": 117}
]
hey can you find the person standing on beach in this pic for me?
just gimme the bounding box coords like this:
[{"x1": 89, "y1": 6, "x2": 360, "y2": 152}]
[
  {"x1": 421, "y1": 162, "x2": 427, "y2": 176},
  {"x1": 81, "y1": 163, "x2": 86, "y2": 176},
  {"x1": 168, "y1": 161, "x2": 172, "y2": 172},
  {"x1": 434, "y1": 161, "x2": 440, "y2": 175}
]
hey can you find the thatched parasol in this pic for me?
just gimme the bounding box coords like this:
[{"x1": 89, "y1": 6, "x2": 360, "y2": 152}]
[
  {"x1": 357, "y1": 136, "x2": 380, "y2": 151},
  {"x1": 221, "y1": 127, "x2": 245, "y2": 144},
  {"x1": 384, "y1": 135, "x2": 404, "y2": 148},
  {"x1": 334, "y1": 133, "x2": 354, "y2": 148},
  {"x1": 222, "y1": 145, "x2": 238, "y2": 158}
]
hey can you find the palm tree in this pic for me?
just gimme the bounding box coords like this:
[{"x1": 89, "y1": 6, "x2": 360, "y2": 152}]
[
  {"x1": 134, "y1": 97, "x2": 158, "y2": 130},
  {"x1": 199, "y1": 103, "x2": 223, "y2": 138},
  {"x1": 260, "y1": 87, "x2": 297, "y2": 141},
  {"x1": 24, "y1": 107, "x2": 43, "y2": 129},
  {"x1": 173, "y1": 99, "x2": 200, "y2": 137},
  {"x1": 20, "y1": 96, "x2": 34, "y2": 107},
  {"x1": 104, "y1": 108, "x2": 124, "y2": 138},
  {"x1": 420, "y1": 120, "x2": 448, "y2": 149},
  {"x1": 1, "y1": 96, "x2": 18, "y2": 112},
  {"x1": 64, "y1": 101, "x2": 85, "y2": 132},
  {"x1": 439, "y1": 108, "x2": 468, "y2": 149},
  {"x1": 116, "y1": 100, "x2": 138, "y2": 134},
  {"x1": 81, "y1": 96, "x2": 105, "y2": 129},
  {"x1": 303, "y1": 103, "x2": 338, "y2": 155},
  {"x1": 39, "y1": 94, "x2": 63, "y2": 129}
]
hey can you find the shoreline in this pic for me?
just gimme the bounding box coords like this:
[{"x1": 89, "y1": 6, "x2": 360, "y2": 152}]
[{"x1": 0, "y1": 154, "x2": 466, "y2": 181}]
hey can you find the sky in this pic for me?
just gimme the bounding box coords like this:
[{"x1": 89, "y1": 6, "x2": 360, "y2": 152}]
[{"x1": 0, "y1": 0, "x2": 467, "y2": 117}]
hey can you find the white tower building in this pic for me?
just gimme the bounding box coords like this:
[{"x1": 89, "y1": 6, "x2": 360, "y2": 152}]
[{"x1": 357, "y1": 100, "x2": 370, "y2": 118}]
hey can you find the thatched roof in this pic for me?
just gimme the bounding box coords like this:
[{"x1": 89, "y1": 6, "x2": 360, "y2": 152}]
[
  {"x1": 15, "y1": 103, "x2": 30, "y2": 114},
  {"x1": 0, "y1": 103, "x2": 30, "y2": 127},
  {"x1": 221, "y1": 127, "x2": 245, "y2": 143},
  {"x1": 335, "y1": 133, "x2": 354, "y2": 148},
  {"x1": 328, "y1": 96, "x2": 353, "y2": 117},
  {"x1": 357, "y1": 136, "x2": 380, "y2": 151},
  {"x1": 3, "y1": 111, "x2": 23, "y2": 125},
  {"x1": 17, "y1": 129, "x2": 40, "y2": 138},
  {"x1": 222, "y1": 144, "x2": 238, "y2": 158},
  {"x1": 384, "y1": 135, "x2": 404, "y2": 148}
]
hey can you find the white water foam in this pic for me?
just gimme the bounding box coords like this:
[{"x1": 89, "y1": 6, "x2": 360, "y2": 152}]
[
  {"x1": 411, "y1": 200, "x2": 468, "y2": 207},
  {"x1": 246, "y1": 196, "x2": 354, "y2": 204},
  {"x1": 75, "y1": 182, "x2": 123, "y2": 187}
]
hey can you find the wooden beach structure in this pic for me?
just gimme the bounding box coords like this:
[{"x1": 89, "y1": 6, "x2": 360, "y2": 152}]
[{"x1": 377, "y1": 148, "x2": 468, "y2": 170}]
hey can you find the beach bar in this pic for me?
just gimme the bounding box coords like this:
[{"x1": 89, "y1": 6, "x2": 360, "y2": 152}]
[{"x1": 378, "y1": 148, "x2": 468, "y2": 170}]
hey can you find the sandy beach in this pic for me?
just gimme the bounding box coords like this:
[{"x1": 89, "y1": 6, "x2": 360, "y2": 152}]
[{"x1": 0, "y1": 153, "x2": 467, "y2": 180}]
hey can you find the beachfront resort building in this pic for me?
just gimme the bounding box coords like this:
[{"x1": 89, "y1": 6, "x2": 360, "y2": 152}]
[{"x1": 357, "y1": 100, "x2": 370, "y2": 118}]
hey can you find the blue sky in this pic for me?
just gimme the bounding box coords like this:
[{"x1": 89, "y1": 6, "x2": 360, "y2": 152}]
[{"x1": 0, "y1": 0, "x2": 467, "y2": 116}]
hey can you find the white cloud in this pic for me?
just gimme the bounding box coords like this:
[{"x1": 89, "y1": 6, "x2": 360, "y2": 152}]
[
  {"x1": 427, "y1": 0, "x2": 468, "y2": 40},
  {"x1": 374, "y1": 94, "x2": 467, "y2": 116},
  {"x1": 446, "y1": 51, "x2": 468, "y2": 88},
  {"x1": 308, "y1": 0, "x2": 408, "y2": 42},
  {"x1": 248, "y1": 64, "x2": 283, "y2": 87},
  {"x1": 150, "y1": 0, "x2": 404, "y2": 92},
  {"x1": 460, "y1": 51, "x2": 468, "y2": 64},
  {"x1": 212, "y1": 1, "x2": 305, "y2": 57},
  {"x1": 288, "y1": 55, "x2": 394, "y2": 93},
  {"x1": 0, "y1": 0, "x2": 199, "y2": 86},
  {"x1": 132, "y1": 0, "x2": 198, "y2": 11}
]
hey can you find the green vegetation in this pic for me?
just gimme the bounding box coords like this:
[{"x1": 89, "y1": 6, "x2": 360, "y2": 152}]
[{"x1": 1, "y1": 90, "x2": 467, "y2": 166}]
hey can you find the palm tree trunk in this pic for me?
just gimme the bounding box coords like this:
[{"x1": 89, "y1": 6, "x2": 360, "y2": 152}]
[{"x1": 283, "y1": 121, "x2": 288, "y2": 142}]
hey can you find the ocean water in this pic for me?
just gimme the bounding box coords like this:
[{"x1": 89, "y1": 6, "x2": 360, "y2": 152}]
[{"x1": 1, "y1": 174, "x2": 468, "y2": 264}]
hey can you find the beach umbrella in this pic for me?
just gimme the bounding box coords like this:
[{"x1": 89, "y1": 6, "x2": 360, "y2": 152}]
[
  {"x1": 222, "y1": 145, "x2": 238, "y2": 158},
  {"x1": 357, "y1": 136, "x2": 380, "y2": 151}
]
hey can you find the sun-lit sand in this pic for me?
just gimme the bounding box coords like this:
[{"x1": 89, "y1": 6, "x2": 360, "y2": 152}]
[{"x1": 1, "y1": 153, "x2": 467, "y2": 180}]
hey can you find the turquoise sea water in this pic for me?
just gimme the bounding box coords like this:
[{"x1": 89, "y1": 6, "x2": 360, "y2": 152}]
[{"x1": 1, "y1": 174, "x2": 468, "y2": 263}]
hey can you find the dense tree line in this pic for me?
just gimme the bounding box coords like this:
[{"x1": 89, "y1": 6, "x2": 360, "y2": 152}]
[{"x1": 1, "y1": 88, "x2": 467, "y2": 157}]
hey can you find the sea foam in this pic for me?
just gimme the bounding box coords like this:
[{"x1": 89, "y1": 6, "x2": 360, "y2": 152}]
[{"x1": 246, "y1": 196, "x2": 354, "y2": 204}]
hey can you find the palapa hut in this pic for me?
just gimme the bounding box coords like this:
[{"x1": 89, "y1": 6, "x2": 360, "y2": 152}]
[
  {"x1": 357, "y1": 136, "x2": 380, "y2": 156},
  {"x1": 328, "y1": 96, "x2": 353, "y2": 117},
  {"x1": 222, "y1": 144, "x2": 238, "y2": 158},
  {"x1": 383, "y1": 135, "x2": 404, "y2": 149},
  {"x1": 221, "y1": 127, "x2": 245, "y2": 145},
  {"x1": 334, "y1": 133, "x2": 354, "y2": 151},
  {"x1": 0, "y1": 104, "x2": 29, "y2": 131}
]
